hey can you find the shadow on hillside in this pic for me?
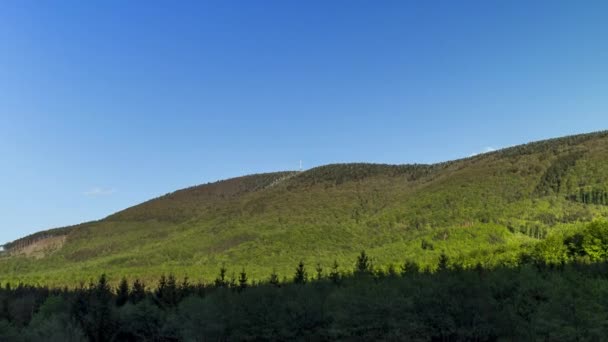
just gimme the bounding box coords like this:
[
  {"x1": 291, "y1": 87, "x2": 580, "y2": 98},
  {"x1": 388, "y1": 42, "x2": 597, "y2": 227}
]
[{"x1": 2, "y1": 252, "x2": 608, "y2": 341}]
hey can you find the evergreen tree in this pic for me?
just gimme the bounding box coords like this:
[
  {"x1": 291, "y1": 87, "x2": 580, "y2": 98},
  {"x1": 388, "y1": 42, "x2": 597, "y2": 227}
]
[
  {"x1": 87, "y1": 274, "x2": 115, "y2": 342},
  {"x1": 355, "y1": 250, "x2": 371, "y2": 274},
  {"x1": 129, "y1": 279, "x2": 146, "y2": 304},
  {"x1": 315, "y1": 263, "x2": 324, "y2": 280},
  {"x1": 116, "y1": 277, "x2": 129, "y2": 307},
  {"x1": 294, "y1": 261, "x2": 308, "y2": 284},
  {"x1": 155, "y1": 274, "x2": 178, "y2": 308},
  {"x1": 179, "y1": 276, "x2": 191, "y2": 300},
  {"x1": 437, "y1": 252, "x2": 449, "y2": 272},
  {"x1": 387, "y1": 264, "x2": 399, "y2": 277},
  {"x1": 329, "y1": 260, "x2": 341, "y2": 285},
  {"x1": 165, "y1": 275, "x2": 178, "y2": 307},
  {"x1": 269, "y1": 269, "x2": 280, "y2": 287},
  {"x1": 155, "y1": 275, "x2": 167, "y2": 300},
  {"x1": 238, "y1": 269, "x2": 248, "y2": 291},
  {"x1": 403, "y1": 259, "x2": 421, "y2": 275},
  {"x1": 214, "y1": 266, "x2": 228, "y2": 288}
]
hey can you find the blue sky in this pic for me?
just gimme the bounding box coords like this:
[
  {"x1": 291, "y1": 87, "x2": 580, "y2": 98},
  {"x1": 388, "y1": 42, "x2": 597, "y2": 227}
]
[{"x1": 1, "y1": 0, "x2": 607, "y2": 243}]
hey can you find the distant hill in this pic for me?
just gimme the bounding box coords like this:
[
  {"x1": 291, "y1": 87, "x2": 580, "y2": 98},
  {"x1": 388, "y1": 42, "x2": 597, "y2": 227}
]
[{"x1": 3, "y1": 131, "x2": 608, "y2": 286}]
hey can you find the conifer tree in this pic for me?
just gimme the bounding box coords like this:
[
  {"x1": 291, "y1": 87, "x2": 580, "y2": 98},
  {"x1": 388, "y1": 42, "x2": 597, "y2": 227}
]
[
  {"x1": 229, "y1": 273, "x2": 237, "y2": 289},
  {"x1": 269, "y1": 269, "x2": 280, "y2": 287},
  {"x1": 165, "y1": 274, "x2": 178, "y2": 307},
  {"x1": 155, "y1": 275, "x2": 167, "y2": 299},
  {"x1": 294, "y1": 260, "x2": 308, "y2": 284},
  {"x1": 130, "y1": 279, "x2": 146, "y2": 304},
  {"x1": 238, "y1": 269, "x2": 248, "y2": 291},
  {"x1": 437, "y1": 252, "x2": 449, "y2": 272},
  {"x1": 387, "y1": 264, "x2": 399, "y2": 277},
  {"x1": 329, "y1": 260, "x2": 341, "y2": 285},
  {"x1": 315, "y1": 263, "x2": 324, "y2": 280},
  {"x1": 355, "y1": 250, "x2": 371, "y2": 274},
  {"x1": 179, "y1": 276, "x2": 191, "y2": 300},
  {"x1": 214, "y1": 266, "x2": 228, "y2": 288},
  {"x1": 116, "y1": 277, "x2": 129, "y2": 307},
  {"x1": 89, "y1": 274, "x2": 115, "y2": 342}
]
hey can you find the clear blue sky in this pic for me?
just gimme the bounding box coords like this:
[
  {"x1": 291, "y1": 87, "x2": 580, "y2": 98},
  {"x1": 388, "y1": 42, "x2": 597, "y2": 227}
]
[{"x1": 1, "y1": 0, "x2": 607, "y2": 243}]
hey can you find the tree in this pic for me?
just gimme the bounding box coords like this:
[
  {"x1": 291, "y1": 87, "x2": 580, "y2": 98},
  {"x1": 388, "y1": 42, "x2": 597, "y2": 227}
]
[
  {"x1": 156, "y1": 275, "x2": 167, "y2": 299},
  {"x1": 229, "y1": 273, "x2": 237, "y2": 289},
  {"x1": 582, "y1": 221, "x2": 608, "y2": 261},
  {"x1": 315, "y1": 263, "x2": 323, "y2": 280},
  {"x1": 130, "y1": 279, "x2": 146, "y2": 304},
  {"x1": 437, "y1": 252, "x2": 449, "y2": 272},
  {"x1": 402, "y1": 260, "x2": 419, "y2": 275},
  {"x1": 387, "y1": 264, "x2": 399, "y2": 277},
  {"x1": 269, "y1": 269, "x2": 280, "y2": 287},
  {"x1": 116, "y1": 277, "x2": 129, "y2": 307},
  {"x1": 85, "y1": 274, "x2": 116, "y2": 342},
  {"x1": 294, "y1": 261, "x2": 308, "y2": 284},
  {"x1": 155, "y1": 274, "x2": 178, "y2": 308},
  {"x1": 179, "y1": 276, "x2": 191, "y2": 300},
  {"x1": 238, "y1": 269, "x2": 248, "y2": 291},
  {"x1": 355, "y1": 251, "x2": 371, "y2": 274},
  {"x1": 214, "y1": 266, "x2": 228, "y2": 288},
  {"x1": 329, "y1": 260, "x2": 341, "y2": 285}
]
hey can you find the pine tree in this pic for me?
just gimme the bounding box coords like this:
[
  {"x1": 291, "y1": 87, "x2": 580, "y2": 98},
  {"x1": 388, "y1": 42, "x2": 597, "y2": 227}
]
[
  {"x1": 89, "y1": 274, "x2": 115, "y2": 342},
  {"x1": 165, "y1": 274, "x2": 178, "y2": 307},
  {"x1": 238, "y1": 269, "x2": 248, "y2": 291},
  {"x1": 315, "y1": 263, "x2": 324, "y2": 280},
  {"x1": 329, "y1": 260, "x2": 341, "y2": 285},
  {"x1": 387, "y1": 264, "x2": 399, "y2": 277},
  {"x1": 155, "y1": 275, "x2": 167, "y2": 299},
  {"x1": 402, "y1": 260, "x2": 419, "y2": 275},
  {"x1": 179, "y1": 276, "x2": 191, "y2": 300},
  {"x1": 294, "y1": 260, "x2": 308, "y2": 284},
  {"x1": 229, "y1": 273, "x2": 237, "y2": 289},
  {"x1": 116, "y1": 277, "x2": 129, "y2": 307},
  {"x1": 155, "y1": 274, "x2": 178, "y2": 308},
  {"x1": 355, "y1": 250, "x2": 371, "y2": 274},
  {"x1": 437, "y1": 252, "x2": 449, "y2": 272},
  {"x1": 214, "y1": 265, "x2": 228, "y2": 288},
  {"x1": 130, "y1": 279, "x2": 146, "y2": 304},
  {"x1": 269, "y1": 269, "x2": 280, "y2": 287}
]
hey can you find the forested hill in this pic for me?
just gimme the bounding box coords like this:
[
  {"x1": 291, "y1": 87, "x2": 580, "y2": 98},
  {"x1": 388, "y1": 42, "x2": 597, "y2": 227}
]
[{"x1": 3, "y1": 130, "x2": 608, "y2": 285}]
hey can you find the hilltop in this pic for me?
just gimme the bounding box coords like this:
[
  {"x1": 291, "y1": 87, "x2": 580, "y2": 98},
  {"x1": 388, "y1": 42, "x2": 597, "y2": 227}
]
[{"x1": 3, "y1": 131, "x2": 608, "y2": 285}]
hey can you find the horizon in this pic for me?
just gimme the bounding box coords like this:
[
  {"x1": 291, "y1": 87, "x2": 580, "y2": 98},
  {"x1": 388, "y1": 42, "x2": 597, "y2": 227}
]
[{"x1": 2, "y1": 0, "x2": 608, "y2": 243}]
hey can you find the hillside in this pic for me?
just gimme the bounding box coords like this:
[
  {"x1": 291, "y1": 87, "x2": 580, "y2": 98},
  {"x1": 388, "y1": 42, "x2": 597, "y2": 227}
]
[{"x1": 3, "y1": 131, "x2": 608, "y2": 286}]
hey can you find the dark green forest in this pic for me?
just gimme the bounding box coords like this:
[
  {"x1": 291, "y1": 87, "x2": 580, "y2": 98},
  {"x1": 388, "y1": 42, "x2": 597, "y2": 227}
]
[
  {"x1": 4, "y1": 132, "x2": 608, "y2": 340},
  {"x1": 3, "y1": 221, "x2": 608, "y2": 341}
]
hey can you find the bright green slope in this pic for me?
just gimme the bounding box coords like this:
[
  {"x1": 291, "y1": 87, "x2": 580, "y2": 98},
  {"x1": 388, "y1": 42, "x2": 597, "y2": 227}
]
[{"x1": 3, "y1": 131, "x2": 608, "y2": 286}]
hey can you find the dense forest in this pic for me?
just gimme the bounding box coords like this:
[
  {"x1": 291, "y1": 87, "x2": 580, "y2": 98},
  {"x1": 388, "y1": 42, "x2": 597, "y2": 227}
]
[
  {"x1": 3, "y1": 220, "x2": 608, "y2": 341},
  {"x1": 4, "y1": 131, "x2": 608, "y2": 286}
]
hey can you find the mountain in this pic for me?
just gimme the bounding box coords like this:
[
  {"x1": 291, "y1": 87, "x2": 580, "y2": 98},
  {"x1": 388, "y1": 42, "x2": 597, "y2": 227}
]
[{"x1": 3, "y1": 131, "x2": 608, "y2": 286}]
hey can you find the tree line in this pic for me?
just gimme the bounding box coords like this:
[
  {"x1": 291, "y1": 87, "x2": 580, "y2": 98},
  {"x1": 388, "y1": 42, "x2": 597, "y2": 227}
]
[{"x1": 3, "y1": 220, "x2": 608, "y2": 341}]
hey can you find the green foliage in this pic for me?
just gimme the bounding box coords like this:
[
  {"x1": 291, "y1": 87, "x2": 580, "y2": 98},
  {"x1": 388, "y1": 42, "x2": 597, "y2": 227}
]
[
  {"x1": 115, "y1": 277, "x2": 129, "y2": 307},
  {"x1": 529, "y1": 220, "x2": 608, "y2": 264},
  {"x1": 581, "y1": 220, "x2": 608, "y2": 261},
  {"x1": 3, "y1": 131, "x2": 608, "y2": 286},
  {"x1": 116, "y1": 300, "x2": 164, "y2": 340},
  {"x1": 293, "y1": 261, "x2": 307, "y2": 284},
  {"x1": 268, "y1": 269, "x2": 280, "y2": 287},
  {"x1": 129, "y1": 279, "x2": 146, "y2": 304},
  {"x1": 2, "y1": 254, "x2": 608, "y2": 340},
  {"x1": 355, "y1": 250, "x2": 372, "y2": 274},
  {"x1": 329, "y1": 261, "x2": 341, "y2": 285},
  {"x1": 238, "y1": 269, "x2": 248, "y2": 291},
  {"x1": 536, "y1": 151, "x2": 585, "y2": 195}
]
